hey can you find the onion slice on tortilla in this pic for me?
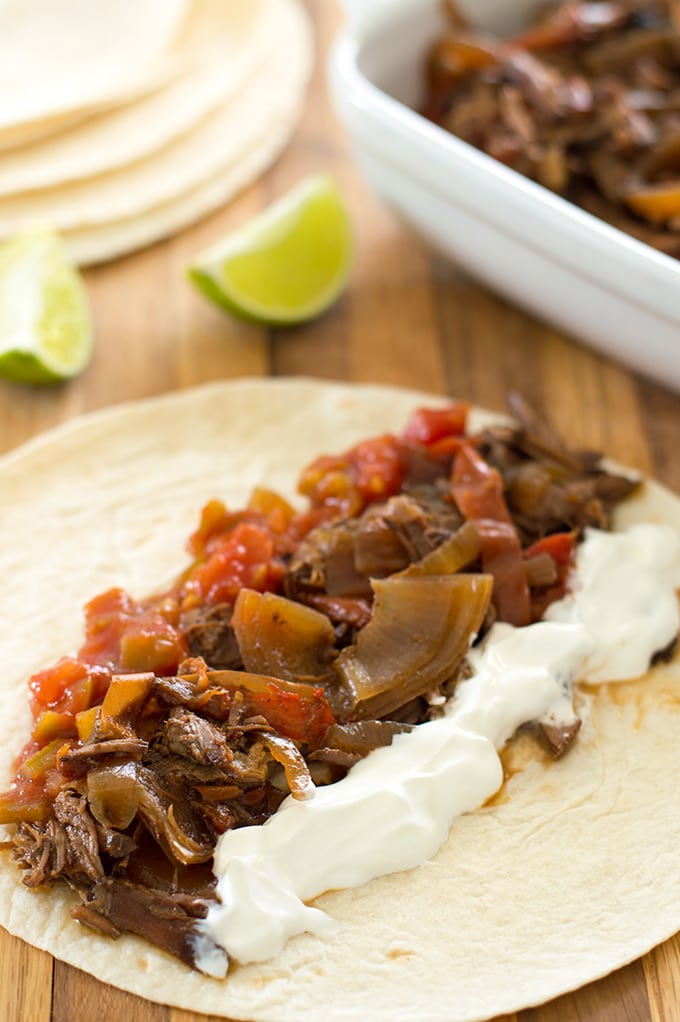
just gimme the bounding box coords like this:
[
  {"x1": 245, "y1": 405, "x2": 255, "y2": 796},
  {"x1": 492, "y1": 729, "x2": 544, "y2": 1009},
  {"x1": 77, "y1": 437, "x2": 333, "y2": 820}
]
[
  {"x1": 232, "y1": 589, "x2": 337, "y2": 687},
  {"x1": 336, "y1": 573, "x2": 493, "y2": 720}
]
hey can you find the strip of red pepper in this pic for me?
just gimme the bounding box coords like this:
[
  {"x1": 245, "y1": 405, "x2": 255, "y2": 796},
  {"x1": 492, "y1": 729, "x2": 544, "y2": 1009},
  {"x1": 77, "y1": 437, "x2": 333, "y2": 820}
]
[{"x1": 451, "y1": 444, "x2": 531, "y2": 627}]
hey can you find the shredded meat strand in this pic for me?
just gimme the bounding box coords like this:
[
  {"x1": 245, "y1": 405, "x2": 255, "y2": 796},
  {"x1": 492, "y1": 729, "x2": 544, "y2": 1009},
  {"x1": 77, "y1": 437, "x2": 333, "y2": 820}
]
[{"x1": 427, "y1": 0, "x2": 680, "y2": 256}]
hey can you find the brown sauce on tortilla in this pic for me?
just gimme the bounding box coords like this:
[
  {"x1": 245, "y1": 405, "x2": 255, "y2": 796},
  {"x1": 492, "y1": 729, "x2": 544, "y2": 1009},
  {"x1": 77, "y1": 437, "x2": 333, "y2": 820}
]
[{"x1": 486, "y1": 731, "x2": 551, "y2": 807}]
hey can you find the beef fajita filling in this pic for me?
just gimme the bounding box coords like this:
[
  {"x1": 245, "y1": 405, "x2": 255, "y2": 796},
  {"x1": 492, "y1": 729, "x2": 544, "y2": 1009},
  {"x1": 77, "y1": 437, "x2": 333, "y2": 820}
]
[
  {"x1": 0, "y1": 396, "x2": 640, "y2": 972},
  {"x1": 425, "y1": 0, "x2": 680, "y2": 257}
]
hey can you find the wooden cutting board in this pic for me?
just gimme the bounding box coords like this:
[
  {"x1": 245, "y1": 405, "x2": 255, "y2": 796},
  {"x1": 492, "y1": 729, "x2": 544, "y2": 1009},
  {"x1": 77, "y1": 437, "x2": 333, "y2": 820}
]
[{"x1": 2, "y1": 2, "x2": 680, "y2": 1020}]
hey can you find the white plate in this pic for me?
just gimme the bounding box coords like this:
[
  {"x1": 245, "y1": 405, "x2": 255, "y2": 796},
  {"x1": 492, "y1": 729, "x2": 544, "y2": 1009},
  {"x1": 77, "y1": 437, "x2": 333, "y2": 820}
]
[{"x1": 329, "y1": 0, "x2": 680, "y2": 393}]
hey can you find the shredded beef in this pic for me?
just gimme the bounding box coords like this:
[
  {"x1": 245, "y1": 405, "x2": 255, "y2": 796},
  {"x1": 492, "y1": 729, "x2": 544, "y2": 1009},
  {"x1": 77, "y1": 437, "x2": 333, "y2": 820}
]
[
  {"x1": 183, "y1": 603, "x2": 243, "y2": 670},
  {"x1": 284, "y1": 491, "x2": 461, "y2": 605},
  {"x1": 162, "y1": 707, "x2": 234, "y2": 768},
  {"x1": 71, "y1": 878, "x2": 227, "y2": 975},
  {"x1": 476, "y1": 394, "x2": 638, "y2": 545},
  {"x1": 61, "y1": 738, "x2": 148, "y2": 767},
  {"x1": 11, "y1": 817, "x2": 69, "y2": 888},
  {"x1": 12, "y1": 790, "x2": 103, "y2": 888},
  {"x1": 53, "y1": 790, "x2": 104, "y2": 884},
  {"x1": 540, "y1": 719, "x2": 583, "y2": 758},
  {"x1": 427, "y1": 0, "x2": 680, "y2": 257}
]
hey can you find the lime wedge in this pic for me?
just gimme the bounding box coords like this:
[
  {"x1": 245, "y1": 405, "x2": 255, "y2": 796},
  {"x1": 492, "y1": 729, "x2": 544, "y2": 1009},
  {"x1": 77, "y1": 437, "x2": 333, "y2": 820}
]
[
  {"x1": 188, "y1": 175, "x2": 353, "y2": 325},
  {"x1": 0, "y1": 227, "x2": 93, "y2": 385}
]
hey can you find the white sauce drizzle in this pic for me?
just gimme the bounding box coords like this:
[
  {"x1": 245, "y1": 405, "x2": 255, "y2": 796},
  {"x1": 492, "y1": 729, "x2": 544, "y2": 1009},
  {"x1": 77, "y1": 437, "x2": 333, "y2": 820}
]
[{"x1": 196, "y1": 522, "x2": 680, "y2": 976}]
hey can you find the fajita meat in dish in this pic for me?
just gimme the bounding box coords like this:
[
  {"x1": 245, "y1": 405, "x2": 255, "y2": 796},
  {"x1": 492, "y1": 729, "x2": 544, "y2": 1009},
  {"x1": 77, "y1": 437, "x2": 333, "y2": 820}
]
[
  {"x1": 425, "y1": 0, "x2": 680, "y2": 258},
  {"x1": 1, "y1": 378, "x2": 680, "y2": 1022}
]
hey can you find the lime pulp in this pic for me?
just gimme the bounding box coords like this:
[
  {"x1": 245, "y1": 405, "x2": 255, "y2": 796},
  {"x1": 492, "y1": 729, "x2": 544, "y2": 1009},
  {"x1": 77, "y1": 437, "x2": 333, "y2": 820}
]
[
  {"x1": 188, "y1": 174, "x2": 353, "y2": 326},
  {"x1": 0, "y1": 227, "x2": 93, "y2": 386}
]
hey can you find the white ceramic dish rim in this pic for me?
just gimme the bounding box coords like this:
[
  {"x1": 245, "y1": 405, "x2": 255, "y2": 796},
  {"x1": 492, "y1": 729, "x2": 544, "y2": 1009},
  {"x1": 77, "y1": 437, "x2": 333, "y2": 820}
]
[{"x1": 331, "y1": 0, "x2": 680, "y2": 330}]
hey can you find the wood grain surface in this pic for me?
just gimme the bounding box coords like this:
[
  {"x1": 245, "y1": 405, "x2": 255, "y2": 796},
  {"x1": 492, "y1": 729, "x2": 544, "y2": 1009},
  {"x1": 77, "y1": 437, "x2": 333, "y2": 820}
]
[{"x1": 1, "y1": 3, "x2": 680, "y2": 1020}]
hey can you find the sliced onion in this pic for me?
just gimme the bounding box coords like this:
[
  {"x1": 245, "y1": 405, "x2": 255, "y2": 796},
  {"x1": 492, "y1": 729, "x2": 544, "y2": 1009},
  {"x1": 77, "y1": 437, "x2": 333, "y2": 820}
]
[
  {"x1": 87, "y1": 761, "x2": 214, "y2": 865},
  {"x1": 398, "y1": 520, "x2": 481, "y2": 577},
  {"x1": 260, "y1": 733, "x2": 313, "y2": 800},
  {"x1": 232, "y1": 589, "x2": 337, "y2": 685},
  {"x1": 322, "y1": 720, "x2": 413, "y2": 754},
  {"x1": 86, "y1": 762, "x2": 139, "y2": 831},
  {"x1": 336, "y1": 573, "x2": 492, "y2": 719},
  {"x1": 134, "y1": 765, "x2": 214, "y2": 865}
]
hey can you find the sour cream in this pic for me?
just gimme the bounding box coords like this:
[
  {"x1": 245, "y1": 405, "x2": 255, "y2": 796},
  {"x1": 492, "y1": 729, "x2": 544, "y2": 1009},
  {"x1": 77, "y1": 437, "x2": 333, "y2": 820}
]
[
  {"x1": 196, "y1": 523, "x2": 680, "y2": 975},
  {"x1": 545, "y1": 523, "x2": 680, "y2": 683}
]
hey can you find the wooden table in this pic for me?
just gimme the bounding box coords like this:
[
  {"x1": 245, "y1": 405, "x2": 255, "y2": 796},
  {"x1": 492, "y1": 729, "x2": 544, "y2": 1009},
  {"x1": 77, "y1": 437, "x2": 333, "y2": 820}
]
[{"x1": 1, "y1": 3, "x2": 679, "y2": 1020}]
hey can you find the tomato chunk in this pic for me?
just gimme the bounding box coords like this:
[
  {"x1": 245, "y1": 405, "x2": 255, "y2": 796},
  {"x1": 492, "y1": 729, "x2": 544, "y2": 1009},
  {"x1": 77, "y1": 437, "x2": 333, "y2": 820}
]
[
  {"x1": 29, "y1": 657, "x2": 88, "y2": 713},
  {"x1": 403, "y1": 404, "x2": 469, "y2": 446},
  {"x1": 28, "y1": 657, "x2": 109, "y2": 720},
  {"x1": 188, "y1": 498, "x2": 233, "y2": 557},
  {"x1": 245, "y1": 682, "x2": 335, "y2": 748},
  {"x1": 211, "y1": 673, "x2": 336, "y2": 748},
  {"x1": 299, "y1": 434, "x2": 404, "y2": 516},
  {"x1": 183, "y1": 522, "x2": 283, "y2": 608},
  {"x1": 524, "y1": 532, "x2": 575, "y2": 567},
  {"x1": 524, "y1": 532, "x2": 576, "y2": 620},
  {"x1": 79, "y1": 587, "x2": 186, "y2": 675}
]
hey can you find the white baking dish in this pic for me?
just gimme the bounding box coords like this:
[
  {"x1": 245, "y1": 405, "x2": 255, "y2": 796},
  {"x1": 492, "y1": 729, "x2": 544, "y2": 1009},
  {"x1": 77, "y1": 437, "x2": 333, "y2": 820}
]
[{"x1": 329, "y1": 0, "x2": 680, "y2": 393}]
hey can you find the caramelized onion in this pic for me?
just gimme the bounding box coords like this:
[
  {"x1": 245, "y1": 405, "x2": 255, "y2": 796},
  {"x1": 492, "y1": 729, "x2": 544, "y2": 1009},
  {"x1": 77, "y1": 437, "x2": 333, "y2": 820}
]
[
  {"x1": 88, "y1": 761, "x2": 213, "y2": 866},
  {"x1": 87, "y1": 762, "x2": 139, "y2": 831},
  {"x1": 232, "y1": 589, "x2": 337, "y2": 685},
  {"x1": 352, "y1": 510, "x2": 412, "y2": 577},
  {"x1": 136, "y1": 766, "x2": 214, "y2": 865},
  {"x1": 398, "y1": 520, "x2": 481, "y2": 577},
  {"x1": 260, "y1": 734, "x2": 312, "y2": 800},
  {"x1": 336, "y1": 574, "x2": 493, "y2": 720},
  {"x1": 321, "y1": 720, "x2": 413, "y2": 755}
]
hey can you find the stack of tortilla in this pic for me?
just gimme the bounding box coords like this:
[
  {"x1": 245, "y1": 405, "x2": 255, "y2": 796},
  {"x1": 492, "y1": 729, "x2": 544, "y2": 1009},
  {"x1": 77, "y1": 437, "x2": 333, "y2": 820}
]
[{"x1": 0, "y1": 0, "x2": 313, "y2": 264}]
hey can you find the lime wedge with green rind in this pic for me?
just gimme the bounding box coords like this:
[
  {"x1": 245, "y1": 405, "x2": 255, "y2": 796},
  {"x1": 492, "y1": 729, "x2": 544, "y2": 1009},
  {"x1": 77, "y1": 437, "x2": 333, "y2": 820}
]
[
  {"x1": 188, "y1": 174, "x2": 353, "y2": 326},
  {"x1": 0, "y1": 227, "x2": 93, "y2": 386}
]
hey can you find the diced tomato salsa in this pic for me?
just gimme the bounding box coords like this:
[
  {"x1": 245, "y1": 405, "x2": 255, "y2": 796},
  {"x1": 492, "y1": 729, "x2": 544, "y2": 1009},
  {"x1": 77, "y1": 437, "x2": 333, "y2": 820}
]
[
  {"x1": 240, "y1": 681, "x2": 336, "y2": 748},
  {"x1": 3, "y1": 467, "x2": 345, "y2": 808},
  {"x1": 298, "y1": 434, "x2": 405, "y2": 517},
  {"x1": 181, "y1": 522, "x2": 283, "y2": 608},
  {"x1": 402, "y1": 403, "x2": 468, "y2": 446}
]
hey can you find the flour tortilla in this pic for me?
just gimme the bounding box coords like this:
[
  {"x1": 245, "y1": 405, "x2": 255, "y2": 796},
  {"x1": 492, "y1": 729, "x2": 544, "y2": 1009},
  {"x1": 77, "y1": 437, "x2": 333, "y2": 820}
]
[
  {"x1": 0, "y1": 0, "x2": 290, "y2": 197},
  {"x1": 0, "y1": 0, "x2": 309, "y2": 229},
  {"x1": 1, "y1": 378, "x2": 680, "y2": 1022},
  {"x1": 0, "y1": 0, "x2": 188, "y2": 151},
  {"x1": 0, "y1": 0, "x2": 312, "y2": 264},
  {"x1": 61, "y1": 118, "x2": 305, "y2": 266}
]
